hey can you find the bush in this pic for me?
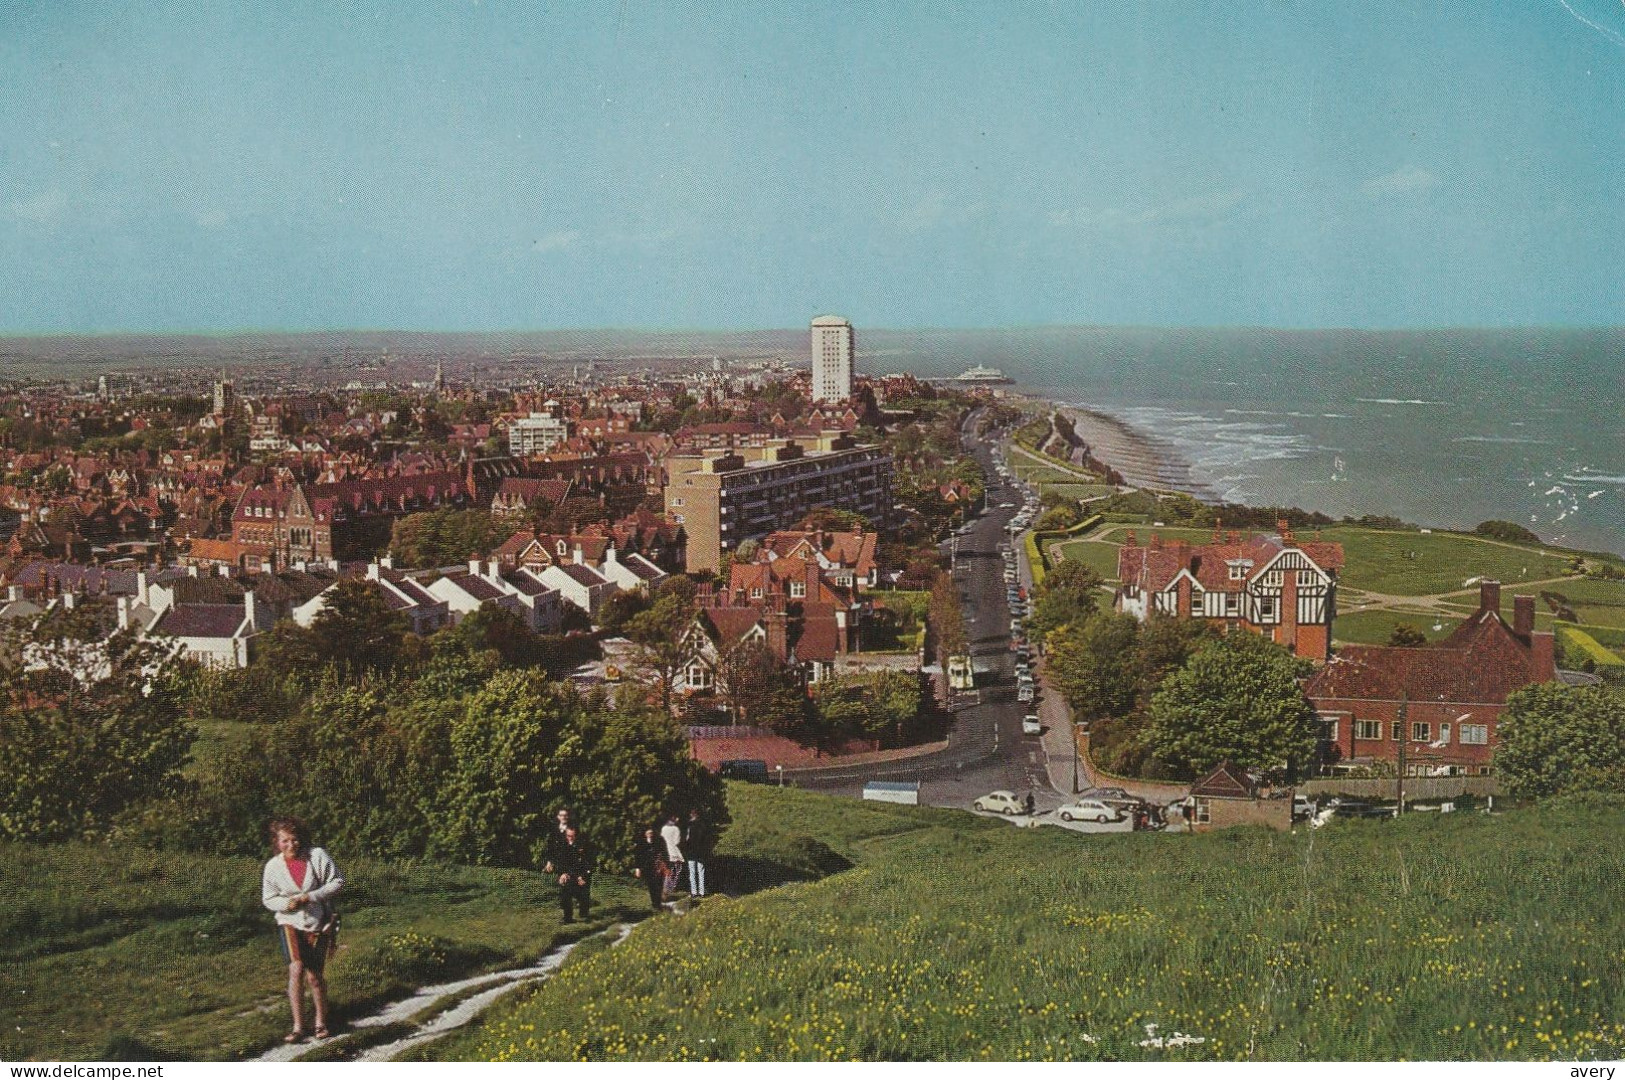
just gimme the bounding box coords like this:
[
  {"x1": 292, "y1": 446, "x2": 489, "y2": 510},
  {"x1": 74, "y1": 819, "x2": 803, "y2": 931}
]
[{"x1": 1474, "y1": 520, "x2": 1543, "y2": 544}]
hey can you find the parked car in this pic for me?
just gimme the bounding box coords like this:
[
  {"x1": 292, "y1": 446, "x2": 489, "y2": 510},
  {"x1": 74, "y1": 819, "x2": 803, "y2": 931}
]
[
  {"x1": 1017, "y1": 684, "x2": 1035, "y2": 703},
  {"x1": 1056, "y1": 798, "x2": 1122, "y2": 823},
  {"x1": 1022, "y1": 714, "x2": 1042, "y2": 735},
  {"x1": 1078, "y1": 787, "x2": 1144, "y2": 814},
  {"x1": 974, "y1": 790, "x2": 1026, "y2": 815},
  {"x1": 1293, "y1": 794, "x2": 1317, "y2": 819}
]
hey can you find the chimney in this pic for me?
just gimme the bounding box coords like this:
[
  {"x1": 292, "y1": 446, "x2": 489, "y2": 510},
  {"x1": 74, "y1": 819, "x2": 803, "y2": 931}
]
[
  {"x1": 1149, "y1": 533, "x2": 1162, "y2": 551},
  {"x1": 573, "y1": 543, "x2": 585, "y2": 566},
  {"x1": 365, "y1": 560, "x2": 381, "y2": 582},
  {"x1": 1124, "y1": 529, "x2": 1138, "y2": 548},
  {"x1": 117, "y1": 595, "x2": 132, "y2": 630},
  {"x1": 62, "y1": 591, "x2": 75, "y2": 610},
  {"x1": 1514, "y1": 594, "x2": 1535, "y2": 636},
  {"x1": 187, "y1": 564, "x2": 199, "y2": 578},
  {"x1": 380, "y1": 553, "x2": 394, "y2": 569},
  {"x1": 469, "y1": 556, "x2": 482, "y2": 576},
  {"x1": 217, "y1": 563, "x2": 231, "y2": 577},
  {"x1": 245, "y1": 590, "x2": 259, "y2": 631},
  {"x1": 1479, "y1": 579, "x2": 1501, "y2": 615},
  {"x1": 765, "y1": 607, "x2": 789, "y2": 661}
]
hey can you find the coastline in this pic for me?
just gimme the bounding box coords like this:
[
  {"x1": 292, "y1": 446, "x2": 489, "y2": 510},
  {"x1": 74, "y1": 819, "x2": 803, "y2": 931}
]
[{"x1": 1029, "y1": 397, "x2": 1218, "y2": 502}]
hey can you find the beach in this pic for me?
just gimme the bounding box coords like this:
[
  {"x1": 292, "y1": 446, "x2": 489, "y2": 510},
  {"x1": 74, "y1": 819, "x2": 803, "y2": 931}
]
[{"x1": 1048, "y1": 403, "x2": 1217, "y2": 502}]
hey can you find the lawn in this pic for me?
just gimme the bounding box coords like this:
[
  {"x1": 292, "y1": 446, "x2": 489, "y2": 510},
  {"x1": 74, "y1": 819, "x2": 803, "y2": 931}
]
[
  {"x1": 1049, "y1": 538, "x2": 1124, "y2": 582},
  {"x1": 1322, "y1": 528, "x2": 1575, "y2": 597},
  {"x1": 1038, "y1": 483, "x2": 1119, "y2": 501},
  {"x1": 0, "y1": 843, "x2": 643, "y2": 1061},
  {"x1": 444, "y1": 785, "x2": 1625, "y2": 1062},
  {"x1": 1509, "y1": 577, "x2": 1625, "y2": 630},
  {"x1": 1330, "y1": 608, "x2": 1464, "y2": 646}
]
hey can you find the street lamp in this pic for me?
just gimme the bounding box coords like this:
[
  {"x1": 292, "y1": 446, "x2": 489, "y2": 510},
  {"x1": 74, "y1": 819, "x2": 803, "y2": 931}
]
[
  {"x1": 775, "y1": 764, "x2": 784, "y2": 788},
  {"x1": 1072, "y1": 719, "x2": 1082, "y2": 794}
]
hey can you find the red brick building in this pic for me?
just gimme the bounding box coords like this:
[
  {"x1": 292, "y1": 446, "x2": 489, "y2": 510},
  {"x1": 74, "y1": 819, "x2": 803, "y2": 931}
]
[
  {"x1": 1305, "y1": 581, "x2": 1555, "y2": 776},
  {"x1": 1116, "y1": 523, "x2": 1344, "y2": 662}
]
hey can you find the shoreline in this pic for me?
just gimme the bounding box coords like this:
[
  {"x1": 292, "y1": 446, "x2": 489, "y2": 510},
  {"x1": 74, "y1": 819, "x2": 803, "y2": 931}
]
[
  {"x1": 1006, "y1": 392, "x2": 1625, "y2": 558},
  {"x1": 1057, "y1": 404, "x2": 1219, "y2": 502}
]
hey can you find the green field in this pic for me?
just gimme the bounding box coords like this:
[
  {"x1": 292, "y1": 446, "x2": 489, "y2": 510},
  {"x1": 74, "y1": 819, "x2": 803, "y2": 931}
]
[
  {"x1": 1510, "y1": 577, "x2": 1625, "y2": 630},
  {"x1": 1329, "y1": 609, "x2": 1464, "y2": 646},
  {"x1": 0, "y1": 844, "x2": 642, "y2": 1061},
  {"x1": 1049, "y1": 538, "x2": 1124, "y2": 581},
  {"x1": 1321, "y1": 528, "x2": 1576, "y2": 596},
  {"x1": 1057, "y1": 525, "x2": 1586, "y2": 600},
  {"x1": 443, "y1": 785, "x2": 1625, "y2": 1062},
  {"x1": 1038, "y1": 483, "x2": 1119, "y2": 500}
]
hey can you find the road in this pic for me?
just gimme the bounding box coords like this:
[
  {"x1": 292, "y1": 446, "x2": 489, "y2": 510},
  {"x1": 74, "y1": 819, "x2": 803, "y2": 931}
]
[{"x1": 800, "y1": 412, "x2": 1131, "y2": 833}]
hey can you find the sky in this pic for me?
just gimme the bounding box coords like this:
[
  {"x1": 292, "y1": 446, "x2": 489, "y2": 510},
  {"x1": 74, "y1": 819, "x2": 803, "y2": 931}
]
[{"x1": 2, "y1": 1, "x2": 1623, "y2": 333}]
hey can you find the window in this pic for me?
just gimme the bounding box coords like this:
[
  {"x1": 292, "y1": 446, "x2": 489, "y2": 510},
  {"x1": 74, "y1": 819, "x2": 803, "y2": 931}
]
[
  {"x1": 1258, "y1": 598, "x2": 1275, "y2": 619},
  {"x1": 1355, "y1": 718, "x2": 1382, "y2": 741},
  {"x1": 1411, "y1": 721, "x2": 1430, "y2": 742},
  {"x1": 1439, "y1": 722, "x2": 1451, "y2": 744},
  {"x1": 750, "y1": 587, "x2": 763, "y2": 599},
  {"x1": 1228, "y1": 564, "x2": 1246, "y2": 580},
  {"x1": 672, "y1": 497, "x2": 684, "y2": 507},
  {"x1": 789, "y1": 580, "x2": 807, "y2": 598},
  {"x1": 1318, "y1": 717, "x2": 1338, "y2": 742},
  {"x1": 1226, "y1": 594, "x2": 1241, "y2": 615},
  {"x1": 1460, "y1": 723, "x2": 1489, "y2": 745},
  {"x1": 1194, "y1": 798, "x2": 1211, "y2": 824},
  {"x1": 686, "y1": 664, "x2": 712, "y2": 690},
  {"x1": 1391, "y1": 721, "x2": 1403, "y2": 741},
  {"x1": 1298, "y1": 569, "x2": 1318, "y2": 586}
]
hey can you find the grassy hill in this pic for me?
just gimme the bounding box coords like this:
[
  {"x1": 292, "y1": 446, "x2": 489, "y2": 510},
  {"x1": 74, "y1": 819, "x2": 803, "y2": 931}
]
[
  {"x1": 438, "y1": 785, "x2": 1625, "y2": 1062},
  {"x1": 0, "y1": 843, "x2": 643, "y2": 1061}
]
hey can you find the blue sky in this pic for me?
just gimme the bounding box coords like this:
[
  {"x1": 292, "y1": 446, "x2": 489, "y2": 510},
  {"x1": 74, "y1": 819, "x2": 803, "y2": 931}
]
[{"x1": 2, "y1": 1, "x2": 1622, "y2": 332}]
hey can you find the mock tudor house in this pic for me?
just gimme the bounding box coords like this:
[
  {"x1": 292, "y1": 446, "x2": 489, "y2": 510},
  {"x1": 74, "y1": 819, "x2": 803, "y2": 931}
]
[
  {"x1": 1305, "y1": 581, "x2": 1555, "y2": 776},
  {"x1": 1116, "y1": 522, "x2": 1344, "y2": 662}
]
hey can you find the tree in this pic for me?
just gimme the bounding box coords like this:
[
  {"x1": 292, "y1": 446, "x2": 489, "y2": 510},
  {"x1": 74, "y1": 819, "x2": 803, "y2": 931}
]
[
  {"x1": 927, "y1": 570, "x2": 967, "y2": 663},
  {"x1": 1387, "y1": 623, "x2": 1428, "y2": 647},
  {"x1": 715, "y1": 638, "x2": 806, "y2": 732},
  {"x1": 1145, "y1": 633, "x2": 1318, "y2": 781},
  {"x1": 1034, "y1": 504, "x2": 1080, "y2": 532},
  {"x1": 1045, "y1": 612, "x2": 1139, "y2": 721},
  {"x1": 0, "y1": 629, "x2": 195, "y2": 842},
  {"x1": 308, "y1": 579, "x2": 410, "y2": 677},
  {"x1": 1496, "y1": 683, "x2": 1625, "y2": 798},
  {"x1": 1026, "y1": 559, "x2": 1103, "y2": 646},
  {"x1": 390, "y1": 508, "x2": 513, "y2": 569},
  {"x1": 625, "y1": 580, "x2": 700, "y2": 716}
]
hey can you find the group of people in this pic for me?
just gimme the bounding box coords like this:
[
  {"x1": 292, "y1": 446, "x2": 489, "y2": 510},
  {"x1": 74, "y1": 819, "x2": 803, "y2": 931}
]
[
  {"x1": 632, "y1": 808, "x2": 713, "y2": 912},
  {"x1": 261, "y1": 805, "x2": 716, "y2": 1045}
]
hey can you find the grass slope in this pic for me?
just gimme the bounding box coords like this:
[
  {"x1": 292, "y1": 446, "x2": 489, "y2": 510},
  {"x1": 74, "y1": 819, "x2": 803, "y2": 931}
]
[
  {"x1": 447, "y1": 785, "x2": 1625, "y2": 1062},
  {"x1": 0, "y1": 844, "x2": 643, "y2": 1061}
]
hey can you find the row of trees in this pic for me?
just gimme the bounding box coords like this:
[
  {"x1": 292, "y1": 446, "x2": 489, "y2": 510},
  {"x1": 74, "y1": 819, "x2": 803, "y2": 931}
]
[{"x1": 1, "y1": 580, "x2": 721, "y2": 867}]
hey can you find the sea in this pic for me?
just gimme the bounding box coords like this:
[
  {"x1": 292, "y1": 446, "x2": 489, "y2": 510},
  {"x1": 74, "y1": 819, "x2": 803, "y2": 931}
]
[
  {"x1": 860, "y1": 327, "x2": 1625, "y2": 556},
  {"x1": 10, "y1": 325, "x2": 1621, "y2": 555}
]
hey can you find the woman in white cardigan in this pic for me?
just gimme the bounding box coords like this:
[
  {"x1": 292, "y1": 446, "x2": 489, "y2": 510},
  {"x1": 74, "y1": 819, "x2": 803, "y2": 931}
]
[{"x1": 262, "y1": 816, "x2": 345, "y2": 1043}]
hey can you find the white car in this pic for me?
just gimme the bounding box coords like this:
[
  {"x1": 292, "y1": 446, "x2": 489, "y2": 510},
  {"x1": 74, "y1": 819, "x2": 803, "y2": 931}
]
[
  {"x1": 974, "y1": 790, "x2": 1026, "y2": 815},
  {"x1": 1022, "y1": 714, "x2": 1042, "y2": 735},
  {"x1": 1056, "y1": 799, "x2": 1122, "y2": 823}
]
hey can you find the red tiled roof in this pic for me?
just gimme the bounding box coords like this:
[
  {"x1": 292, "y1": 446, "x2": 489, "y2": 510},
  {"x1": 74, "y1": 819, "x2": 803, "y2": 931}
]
[{"x1": 1306, "y1": 608, "x2": 1555, "y2": 705}]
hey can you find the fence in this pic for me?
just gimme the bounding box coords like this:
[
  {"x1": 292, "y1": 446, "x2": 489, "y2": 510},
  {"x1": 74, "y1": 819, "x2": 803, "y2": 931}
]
[
  {"x1": 1301, "y1": 776, "x2": 1502, "y2": 801},
  {"x1": 685, "y1": 725, "x2": 775, "y2": 740}
]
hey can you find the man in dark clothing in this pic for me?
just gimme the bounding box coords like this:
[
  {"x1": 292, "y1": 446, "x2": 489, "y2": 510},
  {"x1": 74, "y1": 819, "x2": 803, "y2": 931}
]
[
  {"x1": 631, "y1": 826, "x2": 667, "y2": 912},
  {"x1": 554, "y1": 826, "x2": 594, "y2": 923},
  {"x1": 542, "y1": 808, "x2": 576, "y2": 875},
  {"x1": 683, "y1": 808, "x2": 712, "y2": 898}
]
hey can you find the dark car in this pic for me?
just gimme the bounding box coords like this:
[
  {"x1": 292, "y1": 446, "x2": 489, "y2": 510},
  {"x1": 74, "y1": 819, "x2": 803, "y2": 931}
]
[{"x1": 718, "y1": 759, "x2": 771, "y2": 783}]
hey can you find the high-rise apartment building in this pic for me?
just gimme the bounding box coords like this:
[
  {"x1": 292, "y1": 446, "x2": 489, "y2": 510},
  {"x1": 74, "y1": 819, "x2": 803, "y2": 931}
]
[
  {"x1": 664, "y1": 432, "x2": 891, "y2": 572},
  {"x1": 810, "y1": 315, "x2": 854, "y2": 404}
]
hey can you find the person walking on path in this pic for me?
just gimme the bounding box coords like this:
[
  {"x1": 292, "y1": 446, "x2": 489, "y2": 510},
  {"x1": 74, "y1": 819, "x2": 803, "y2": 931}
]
[
  {"x1": 262, "y1": 815, "x2": 345, "y2": 1044},
  {"x1": 659, "y1": 814, "x2": 685, "y2": 899},
  {"x1": 683, "y1": 808, "x2": 711, "y2": 898},
  {"x1": 542, "y1": 807, "x2": 577, "y2": 876},
  {"x1": 554, "y1": 825, "x2": 594, "y2": 923},
  {"x1": 632, "y1": 825, "x2": 669, "y2": 911}
]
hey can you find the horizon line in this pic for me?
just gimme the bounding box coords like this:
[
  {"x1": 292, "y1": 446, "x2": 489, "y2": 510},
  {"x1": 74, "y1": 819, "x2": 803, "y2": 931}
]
[{"x1": 2, "y1": 321, "x2": 1624, "y2": 340}]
